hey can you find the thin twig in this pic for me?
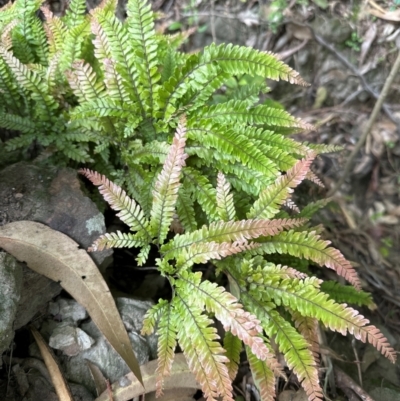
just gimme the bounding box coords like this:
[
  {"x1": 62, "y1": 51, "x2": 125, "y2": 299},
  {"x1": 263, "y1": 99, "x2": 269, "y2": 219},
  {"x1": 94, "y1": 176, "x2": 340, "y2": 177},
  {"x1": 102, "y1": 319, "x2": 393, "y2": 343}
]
[
  {"x1": 351, "y1": 338, "x2": 363, "y2": 386},
  {"x1": 327, "y1": 50, "x2": 400, "y2": 196},
  {"x1": 334, "y1": 366, "x2": 376, "y2": 401}
]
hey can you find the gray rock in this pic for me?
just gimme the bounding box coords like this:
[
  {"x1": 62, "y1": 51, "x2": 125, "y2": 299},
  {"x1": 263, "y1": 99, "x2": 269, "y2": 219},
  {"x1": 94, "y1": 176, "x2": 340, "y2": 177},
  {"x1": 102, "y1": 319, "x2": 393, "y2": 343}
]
[
  {"x1": 0, "y1": 162, "x2": 113, "y2": 331},
  {"x1": 48, "y1": 298, "x2": 88, "y2": 323},
  {"x1": 60, "y1": 320, "x2": 151, "y2": 394},
  {"x1": 0, "y1": 252, "x2": 23, "y2": 356},
  {"x1": 116, "y1": 297, "x2": 158, "y2": 359},
  {"x1": 49, "y1": 323, "x2": 95, "y2": 356},
  {"x1": 49, "y1": 297, "x2": 157, "y2": 394}
]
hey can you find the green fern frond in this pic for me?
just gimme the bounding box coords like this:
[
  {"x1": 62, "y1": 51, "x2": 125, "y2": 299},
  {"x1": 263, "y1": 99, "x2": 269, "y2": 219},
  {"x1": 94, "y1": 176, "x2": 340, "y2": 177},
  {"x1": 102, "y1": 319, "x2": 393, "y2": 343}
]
[
  {"x1": 58, "y1": 17, "x2": 90, "y2": 72},
  {"x1": 197, "y1": 100, "x2": 314, "y2": 131},
  {"x1": 63, "y1": 0, "x2": 86, "y2": 29},
  {"x1": 247, "y1": 129, "x2": 310, "y2": 156},
  {"x1": 224, "y1": 331, "x2": 242, "y2": 381},
  {"x1": 216, "y1": 172, "x2": 236, "y2": 222},
  {"x1": 202, "y1": 43, "x2": 309, "y2": 85},
  {"x1": 248, "y1": 299, "x2": 323, "y2": 401},
  {"x1": 182, "y1": 167, "x2": 219, "y2": 222},
  {"x1": 161, "y1": 46, "x2": 177, "y2": 83},
  {"x1": 0, "y1": 46, "x2": 58, "y2": 115},
  {"x1": 71, "y1": 97, "x2": 137, "y2": 121},
  {"x1": 91, "y1": 11, "x2": 145, "y2": 114},
  {"x1": 246, "y1": 346, "x2": 278, "y2": 401},
  {"x1": 68, "y1": 60, "x2": 105, "y2": 102},
  {"x1": 149, "y1": 118, "x2": 188, "y2": 244},
  {"x1": 241, "y1": 260, "x2": 308, "y2": 283},
  {"x1": 290, "y1": 311, "x2": 320, "y2": 365},
  {"x1": 248, "y1": 155, "x2": 315, "y2": 220},
  {"x1": 128, "y1": 140, "x2": 169, "y2": 164},
  {"x1": 306, "y1": 143, "x2": 343, "y2": 154},
  {"x1": 174, "y1": 295, "x2": 234, "y2": 401},
  {"x1": 0, "y1": 111, "x2": 35, "y2": 134},
  {"x1": 176, "y1": 190, "x2": 197, "y2": 232},
  {"x1": 41, "y1": 6, "x2": 68, "y2": 55},
  {"x1": 187, "y1": 122, "x2": 279, "y2": 178},
  {"x1": 259, "y1": 276, "x2": 396, "y2": 362},
  {"x1": 320, "y1": 281, "x2": 375, "y2": 309},
  {"x1": 141, "y1": 298, "x2": 169, "y2": 335},
  {"x1": 255, "y1": 230, "x2": 361, "y2": 290},
  {"x1": 4, "y1": 132, "x2": 36, "y2": 151},
  {"x1": 126, "y1": 0, "x2": 161, "y2": 116},
  {"x1": 154, "y1": 302, "x2": 177, "y2": 397},
  {"x1": 297, "y1": 199, "x2": 332, "y2": 219},
  {"x1": 180, "y1": 71, "x2": 231, "y2": 116}
]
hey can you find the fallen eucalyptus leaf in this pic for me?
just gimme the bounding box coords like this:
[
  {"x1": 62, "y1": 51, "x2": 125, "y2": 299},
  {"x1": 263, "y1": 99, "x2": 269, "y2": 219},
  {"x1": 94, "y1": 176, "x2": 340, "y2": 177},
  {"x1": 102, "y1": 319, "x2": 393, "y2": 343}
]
[
  {"x1": 0, "y1": 221, "x2": 143, "y2": 386},
  {"x1": 86, "y1": 359, "x2": 107, "y2": 396},
  {"x1": 30, "y1": 326, "x2": 74, "y2": 401},
  {"x1": 95, "y1": 353, "x2": 200, "y2": 401}
]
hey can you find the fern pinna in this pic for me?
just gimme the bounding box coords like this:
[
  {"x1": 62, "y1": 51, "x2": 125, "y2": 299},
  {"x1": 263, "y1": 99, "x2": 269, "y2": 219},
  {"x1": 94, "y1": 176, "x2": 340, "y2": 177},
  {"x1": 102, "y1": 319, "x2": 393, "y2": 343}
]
[{"x1": 80, "y1": 119, "x2": 396, "y2": 401}]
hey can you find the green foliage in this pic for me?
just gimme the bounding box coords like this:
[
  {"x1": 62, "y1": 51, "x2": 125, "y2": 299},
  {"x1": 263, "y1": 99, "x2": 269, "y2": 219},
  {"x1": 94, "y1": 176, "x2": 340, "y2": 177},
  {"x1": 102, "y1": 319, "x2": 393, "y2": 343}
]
[
  {"x1": 80, "y1": 121, "x2": 396, "y2": 401},
  {"x1": 1, "y1": 1, "x2": 395, "y2": 400}
]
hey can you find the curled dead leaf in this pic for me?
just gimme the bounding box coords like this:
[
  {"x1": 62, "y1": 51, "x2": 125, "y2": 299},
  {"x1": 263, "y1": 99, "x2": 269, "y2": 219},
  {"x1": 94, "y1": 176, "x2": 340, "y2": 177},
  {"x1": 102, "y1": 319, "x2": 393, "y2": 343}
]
[{"x1": 0, "y1": 221, "x2": 143, "y2": 386}]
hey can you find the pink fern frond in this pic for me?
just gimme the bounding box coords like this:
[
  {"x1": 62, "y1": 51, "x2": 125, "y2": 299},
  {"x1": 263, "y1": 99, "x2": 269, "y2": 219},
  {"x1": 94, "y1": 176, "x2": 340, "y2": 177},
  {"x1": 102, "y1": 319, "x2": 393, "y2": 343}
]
[
  {"x1": 150, "y1": 117, "x2": 188, "y2": 243},
  {"x1": 305, "y1": 170, "x2": 325, "y2": 188}
]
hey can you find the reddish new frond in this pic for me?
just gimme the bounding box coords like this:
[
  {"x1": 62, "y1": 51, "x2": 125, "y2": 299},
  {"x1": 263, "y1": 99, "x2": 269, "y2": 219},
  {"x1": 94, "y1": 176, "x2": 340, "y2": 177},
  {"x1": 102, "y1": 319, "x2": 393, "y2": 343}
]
[
  {"x1": 283, "y1": 198, "x2": 300, "y2": 212},
  {"x1": 247, "y1": 346, "x2": 282, "y2": 401},
  {"x1": 194, "y1": 279, "x2": 269, "y2": 360},
  {"x1": 179, "y1": 240, "x2": 260, "y2": 269},
  {"x1": 88, "y1": 231, "x2": 145, "y2": 251},
  {"x1": 259, "y1": 230, "x2": 362, "y2": 290},
  {"x1": 79, "y1": 169, "x2": 150, "y2": 237},
  {"x1": 175, "y1": 297, "x2": 234, "y2": 401},
  {"x1": 305, "y1": 170, "x2": 325, "y2": 188},
  {"x1": 150, "y1": 117, "x2": 188, "y2": 243},
  {"x1": 348, "y1": 315, "x2": 397, "y2": 363},
  {"x1": 249, "y1": 155, "x2": 315, "y2": 219},
  {"x1": 155, "y1": 305, "x2": 177, "y2": 396},
  {"x1": 291, "y1": 311, "x2": 321, "y2": 365},
  {"x1": 165, "y1": 218, "x2": 307, "y2": 260}
]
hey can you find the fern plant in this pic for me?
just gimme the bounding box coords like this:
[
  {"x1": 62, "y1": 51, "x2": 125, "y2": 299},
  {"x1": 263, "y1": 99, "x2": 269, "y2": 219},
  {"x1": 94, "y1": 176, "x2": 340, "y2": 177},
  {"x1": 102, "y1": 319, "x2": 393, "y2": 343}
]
[
  {"x1": 0, "y1": 0, "x2": 98, "y2": 162},
  {"x1": 80, "y1": 119, "x2": 396, "y2": 401}
]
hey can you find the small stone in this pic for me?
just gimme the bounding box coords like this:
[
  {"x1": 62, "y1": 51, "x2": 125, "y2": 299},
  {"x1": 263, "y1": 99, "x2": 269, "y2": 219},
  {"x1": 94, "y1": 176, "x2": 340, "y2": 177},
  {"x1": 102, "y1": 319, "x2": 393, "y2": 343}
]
[
  {"x1": 49, "y1": 323, "x2": 95, "y2": 356},
  {"x1": 48, "y1": 299, "x2": 88, "y2": 322}
]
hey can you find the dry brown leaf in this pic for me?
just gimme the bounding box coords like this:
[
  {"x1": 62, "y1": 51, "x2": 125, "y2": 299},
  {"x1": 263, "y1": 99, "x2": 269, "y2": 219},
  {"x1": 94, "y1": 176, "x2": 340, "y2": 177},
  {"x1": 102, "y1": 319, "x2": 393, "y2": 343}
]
[
  {"x1": 369, "y1": 8, "x2": 400, "y2": 22},
  {"x1": 0, "y1": 221, "x2": 143, "y2": 386},
  {"x1": 95, "y1": 353, "x2": 200, "y2": 401},
  {"x1": 86, "y1": 360, "x2": 107, "y2": 396},
  {"x1": 30, "y1": 326, "x2": 74, "y2": 401}
]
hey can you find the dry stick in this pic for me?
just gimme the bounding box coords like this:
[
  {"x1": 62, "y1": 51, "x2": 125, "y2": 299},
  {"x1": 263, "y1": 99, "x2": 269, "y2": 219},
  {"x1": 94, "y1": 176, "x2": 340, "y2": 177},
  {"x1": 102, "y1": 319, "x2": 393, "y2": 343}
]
[
  {"x1": 327, "y1": 50, "x2": 400, "y2": 197},
  {"x1": 334, "y1": 366, "x2": 376, "y2": 401}
]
